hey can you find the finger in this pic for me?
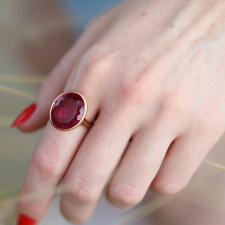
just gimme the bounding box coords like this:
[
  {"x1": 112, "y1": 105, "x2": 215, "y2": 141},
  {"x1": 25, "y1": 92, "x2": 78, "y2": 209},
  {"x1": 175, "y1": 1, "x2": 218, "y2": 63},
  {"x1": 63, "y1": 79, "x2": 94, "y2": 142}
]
[
  {"x1": 60, "y1": 110, "x2": 133, "y2": 224},
  {"x1": 16, "y1": 18, "x2": 107, "y2": 133},
  {"x1": 16, "y1": 51, "x2": 103, "y2": 223},
  {"x1": 106, "y1": 124, "x2": 175, "y2": 209},
  {"x1": 16, "y1": 91, "x2": 99, "y2": 224},
  {"x1": 150, "y1": 124, "x2": 224, "y2": 194}
]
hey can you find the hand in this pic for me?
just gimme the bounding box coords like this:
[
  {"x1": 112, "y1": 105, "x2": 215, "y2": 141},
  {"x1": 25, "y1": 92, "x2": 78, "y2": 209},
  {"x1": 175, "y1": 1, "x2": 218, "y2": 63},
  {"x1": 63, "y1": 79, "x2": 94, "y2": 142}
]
[{"x1": 15, "y1": 0, "x2": 225, "y2": 223}]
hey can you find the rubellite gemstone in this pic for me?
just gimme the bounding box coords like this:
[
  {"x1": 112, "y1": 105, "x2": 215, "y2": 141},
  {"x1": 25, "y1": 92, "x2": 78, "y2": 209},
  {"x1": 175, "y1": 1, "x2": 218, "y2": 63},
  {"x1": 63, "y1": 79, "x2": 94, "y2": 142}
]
[{"x1": 50, "y1": 92, "x2": 85, "y2": 130}]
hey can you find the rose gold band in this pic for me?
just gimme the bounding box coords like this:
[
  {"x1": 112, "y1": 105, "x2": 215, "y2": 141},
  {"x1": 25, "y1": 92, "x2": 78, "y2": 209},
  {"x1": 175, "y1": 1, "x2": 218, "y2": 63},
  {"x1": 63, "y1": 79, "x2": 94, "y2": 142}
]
[{"x1": 81, "y1": 118, "x2": 93, "y2": 128}]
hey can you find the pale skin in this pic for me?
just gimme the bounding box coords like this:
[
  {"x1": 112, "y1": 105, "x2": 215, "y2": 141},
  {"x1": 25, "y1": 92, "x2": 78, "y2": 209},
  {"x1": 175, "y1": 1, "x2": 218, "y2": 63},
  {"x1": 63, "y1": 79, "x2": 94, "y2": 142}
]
[{"x1": 16, "y1": 0, "x2": 225, "y2": 223}]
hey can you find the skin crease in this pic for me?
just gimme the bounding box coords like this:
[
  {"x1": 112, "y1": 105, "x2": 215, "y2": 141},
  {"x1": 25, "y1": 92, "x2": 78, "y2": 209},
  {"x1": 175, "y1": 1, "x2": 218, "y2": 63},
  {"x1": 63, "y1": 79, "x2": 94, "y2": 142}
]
[{"x1": 16, "y1": 0, "x2": 225, "y2": 223}]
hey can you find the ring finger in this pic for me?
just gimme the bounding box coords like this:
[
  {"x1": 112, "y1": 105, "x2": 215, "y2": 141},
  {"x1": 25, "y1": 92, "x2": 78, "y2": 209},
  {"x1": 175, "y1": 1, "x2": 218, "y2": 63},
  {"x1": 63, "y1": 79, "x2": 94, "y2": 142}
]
[{"x1": 107, "y1": 122, "x2": 176, "y2": 209}]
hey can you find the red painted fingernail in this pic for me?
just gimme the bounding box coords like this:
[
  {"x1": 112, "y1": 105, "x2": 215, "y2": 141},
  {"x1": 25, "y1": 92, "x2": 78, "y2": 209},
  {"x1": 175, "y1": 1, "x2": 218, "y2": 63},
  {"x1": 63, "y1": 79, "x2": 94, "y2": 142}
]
[
  {"x1": 11, "y1": 103, "x2": 36, "y2": 127},
  {"x1": 17, "y1": 214, "x2": 36, "y2": 225}
]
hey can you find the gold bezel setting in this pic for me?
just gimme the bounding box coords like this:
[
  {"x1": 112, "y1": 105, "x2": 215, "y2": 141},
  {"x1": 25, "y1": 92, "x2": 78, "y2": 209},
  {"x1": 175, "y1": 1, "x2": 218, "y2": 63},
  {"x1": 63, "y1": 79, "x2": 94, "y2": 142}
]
[{"x1": 49, "y1": 91, "x2": 88, "y2": 131}]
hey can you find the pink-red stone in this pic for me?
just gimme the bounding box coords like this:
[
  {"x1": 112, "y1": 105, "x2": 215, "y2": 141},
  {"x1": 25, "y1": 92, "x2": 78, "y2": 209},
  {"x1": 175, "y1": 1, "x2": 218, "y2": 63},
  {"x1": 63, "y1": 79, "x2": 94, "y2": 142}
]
[{"x1": 51, "y1": 92, "x2": 85, "y2": 130}]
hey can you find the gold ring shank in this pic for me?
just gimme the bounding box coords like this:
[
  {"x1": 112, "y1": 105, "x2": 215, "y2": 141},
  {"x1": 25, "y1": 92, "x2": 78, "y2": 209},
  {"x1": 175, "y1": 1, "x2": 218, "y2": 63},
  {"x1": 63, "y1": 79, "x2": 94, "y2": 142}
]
[{"x1": 81, "y1": 118, "x2": 93, "y2": 128}]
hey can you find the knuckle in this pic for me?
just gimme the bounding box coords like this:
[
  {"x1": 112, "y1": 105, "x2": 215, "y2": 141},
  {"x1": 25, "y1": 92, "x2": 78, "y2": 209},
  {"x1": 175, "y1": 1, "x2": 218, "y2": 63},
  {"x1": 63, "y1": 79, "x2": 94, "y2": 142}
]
[
  {"x1": 80, "y1": 50, "x2": 99, "y2": 74},
  {"x1": 80, "y1": 47, "x2": 110, "y2": 76},
  {"x1": 76, "y1": 47, "x2": 115, "y2": 95},
  {"x1": 108, "y1": 182, "x2": 142, "y2": 207},
  {"x1": 33, "y1": 150, "x2": 61, "y2": 179},
  {"x1": 119, "y1": 83, "x2": 147, "y2": 105},
  {"x1": 69, "y1": 187, "x2": 94, "y2": 203},
  {"x1": 79, "y1": 44, "x2": 116, "y2": 82},
  {"x1": 118, "y1": 74, "x2": 154, "y2": 108},
  {"x1": 161, "y1": 91, "x2": 188, "y2": 116},
  {"x1": 161, "y1": 98, "x2": 180, "y2": 114},
  {"x1": 193, "y1": 110, "x2": 223, "y2": 138},
  {"x1": 64, "y1": 176, "x2": 97, "y2": 203},
  {"x1": 151, "y1": 179, "x2": 184, "y2": 195}
]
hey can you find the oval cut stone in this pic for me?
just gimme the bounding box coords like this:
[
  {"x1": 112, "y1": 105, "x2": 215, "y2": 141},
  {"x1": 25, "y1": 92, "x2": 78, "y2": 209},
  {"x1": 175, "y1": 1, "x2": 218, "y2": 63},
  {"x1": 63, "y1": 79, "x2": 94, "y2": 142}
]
[{"x1": 50, "y1": 92, "x2": 85, "y2": 130}]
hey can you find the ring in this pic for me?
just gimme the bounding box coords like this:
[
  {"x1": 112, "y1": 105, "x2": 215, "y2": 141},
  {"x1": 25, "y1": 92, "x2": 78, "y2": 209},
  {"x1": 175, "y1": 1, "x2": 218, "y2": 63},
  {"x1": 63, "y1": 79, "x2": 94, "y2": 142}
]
[{"x1": 49, "y1": 91, "x2": 93, "y2": 131}]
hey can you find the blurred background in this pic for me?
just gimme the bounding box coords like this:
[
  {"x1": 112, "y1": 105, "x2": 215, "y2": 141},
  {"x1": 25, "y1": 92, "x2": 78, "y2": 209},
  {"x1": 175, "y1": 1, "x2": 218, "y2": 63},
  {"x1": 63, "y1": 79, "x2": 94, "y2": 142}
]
[{"x1": 0, "y1": 0, "x2": 225, "y2": 224}]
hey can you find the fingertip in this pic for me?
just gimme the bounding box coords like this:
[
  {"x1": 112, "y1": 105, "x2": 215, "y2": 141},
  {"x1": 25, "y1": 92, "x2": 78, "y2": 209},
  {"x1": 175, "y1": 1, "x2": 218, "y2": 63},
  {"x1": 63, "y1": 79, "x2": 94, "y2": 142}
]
[
  {"x1": 17, "y1": 214, "x2": 36, "y2": 225},
  {"x1": 16, "y1": 123, "x2": 40, "y2": 133},
  {"x1": 11, "y1": 103, "x2": 36, "y2": 127},
  {"x1": 16, "y1": 117, "x2": 48, "y2": 133},
  {"x1": 11, "y1": 103, "x2": 48, "y2": 132}
]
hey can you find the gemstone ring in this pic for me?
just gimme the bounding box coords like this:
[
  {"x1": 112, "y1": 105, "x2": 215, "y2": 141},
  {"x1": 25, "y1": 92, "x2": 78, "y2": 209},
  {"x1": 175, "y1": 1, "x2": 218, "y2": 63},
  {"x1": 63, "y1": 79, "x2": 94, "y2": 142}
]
[{"x1": 49, "y1": 91, "x2": 93, "y2": 131}]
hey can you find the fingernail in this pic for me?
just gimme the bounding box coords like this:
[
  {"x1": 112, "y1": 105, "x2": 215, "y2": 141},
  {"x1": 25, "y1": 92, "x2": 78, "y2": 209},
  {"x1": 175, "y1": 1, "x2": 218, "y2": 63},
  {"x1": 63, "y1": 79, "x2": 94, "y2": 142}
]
[
  {"x1": 11, "y1": 103, "x2": 36, "y2": 127},
  {"x1": 18, "y1": 214, "x2": 36, "y2": 225}
]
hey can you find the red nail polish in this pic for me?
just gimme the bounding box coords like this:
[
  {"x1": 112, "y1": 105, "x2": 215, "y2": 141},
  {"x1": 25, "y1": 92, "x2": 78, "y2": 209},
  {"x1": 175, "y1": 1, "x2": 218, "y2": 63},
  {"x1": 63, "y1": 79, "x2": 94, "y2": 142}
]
[
  {"x1": 18, "y1": 214, "x2": 36, "y2": 225},
  {"x1": 11, "y1": 103, "x2": 36, "y2": 127}
]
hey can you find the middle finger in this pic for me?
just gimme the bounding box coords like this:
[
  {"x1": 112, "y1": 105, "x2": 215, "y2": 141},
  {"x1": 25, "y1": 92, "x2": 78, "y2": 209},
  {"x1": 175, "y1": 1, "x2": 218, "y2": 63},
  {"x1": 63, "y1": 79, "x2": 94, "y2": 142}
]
[{"x1": 60, "y1": 108, "x2": 133, "y2": 223}]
